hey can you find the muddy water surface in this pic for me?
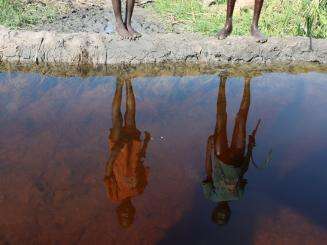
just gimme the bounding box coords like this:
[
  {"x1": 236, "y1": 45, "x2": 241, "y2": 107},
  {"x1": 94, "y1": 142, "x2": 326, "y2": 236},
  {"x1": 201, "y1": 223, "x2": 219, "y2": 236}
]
[{"x1": 0, "y1": 68, "x2": 327, "y2": 244}]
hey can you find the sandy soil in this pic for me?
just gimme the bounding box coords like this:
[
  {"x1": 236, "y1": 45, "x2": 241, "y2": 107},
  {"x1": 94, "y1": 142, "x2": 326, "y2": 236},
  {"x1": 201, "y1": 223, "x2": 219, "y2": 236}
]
[
  {"x1": 26, "y1": 1, "x2": 182, "y2": 35},
  {"x1": 0, "y1": 1, "x2": 326, "y2": 67}
]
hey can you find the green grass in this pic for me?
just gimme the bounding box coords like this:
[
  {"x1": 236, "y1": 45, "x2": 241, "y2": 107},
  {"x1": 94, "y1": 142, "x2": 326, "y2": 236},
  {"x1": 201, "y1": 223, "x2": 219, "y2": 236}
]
[
  {"x1": 153, "y1": 0, "x2": 327, "y2": 38},
  {"x1": 0, "y1": 0, "x2": 59, "y2": 28}
]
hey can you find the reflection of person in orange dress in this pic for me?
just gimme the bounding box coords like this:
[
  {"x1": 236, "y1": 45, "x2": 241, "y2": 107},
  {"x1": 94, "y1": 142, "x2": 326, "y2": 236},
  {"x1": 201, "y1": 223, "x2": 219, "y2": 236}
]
[
  {"x1": 202, "y1": 76, "x2": 259, "y2": 225},
  {"x1": 104, "y1": 78, "x2": 150, "y2": 229}
]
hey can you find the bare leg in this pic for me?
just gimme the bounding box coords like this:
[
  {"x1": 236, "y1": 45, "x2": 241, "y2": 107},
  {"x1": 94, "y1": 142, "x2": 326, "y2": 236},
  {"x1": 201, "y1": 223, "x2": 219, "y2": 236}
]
[
  {"x1": 125, "y1": 0, "x2": 141, "y2": 39},
  {"x1": 125, "y1": 78, "x2": 137, "y2": 129},
  {"x1": 111, "y1": 80, "x2": 123, "y2": 141},
  {"x1": 105, "y1": 80, "x2": 124, "y2": 176},
  {"x1": 251, "y1": 0, "x2": 267, "y2": 43},
  {"x1": 217, "y1": 0, "x2": 236, "y2": 40},
  {"x1": 214, "y1": 76, "x2": 229, "y2": 156},
  {"x1": 231, "y1": 78, "x2": 251, "y2": 162},
  {"x1": 111, "y1": 0, "x2": 133, "y2": 39}
]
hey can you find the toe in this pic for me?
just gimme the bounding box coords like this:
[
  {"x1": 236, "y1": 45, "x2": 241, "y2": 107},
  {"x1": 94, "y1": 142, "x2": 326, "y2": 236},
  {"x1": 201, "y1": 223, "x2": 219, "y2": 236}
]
[
  {"x1": 217, "y1": 31, "x2": 227, "y2": 40},
  {"x1": 217, "y1": 34, "x2": 226, "y2": 40},
  {"x1": 256, "y1": 36, "x2": 267, "y2": 43},
  {"x1": 261, "y1": 38, "x2": 268, "y2": 43}
]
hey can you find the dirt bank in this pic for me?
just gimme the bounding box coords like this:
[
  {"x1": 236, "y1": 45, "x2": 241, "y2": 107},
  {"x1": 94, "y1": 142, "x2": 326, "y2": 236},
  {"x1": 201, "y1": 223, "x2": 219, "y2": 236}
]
[
  {"x1": 0, "y1": 26, "x2": 326, "y2": 66},
  {"x1": 1, "y1": 1, "x2": 326, "y2": 67}
]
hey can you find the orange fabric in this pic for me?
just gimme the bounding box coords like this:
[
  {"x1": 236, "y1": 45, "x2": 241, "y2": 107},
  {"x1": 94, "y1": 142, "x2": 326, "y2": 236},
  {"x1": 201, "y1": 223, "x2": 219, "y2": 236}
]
[{"x1": 107, "y1": 138, "x2": 149, "y2": 203}]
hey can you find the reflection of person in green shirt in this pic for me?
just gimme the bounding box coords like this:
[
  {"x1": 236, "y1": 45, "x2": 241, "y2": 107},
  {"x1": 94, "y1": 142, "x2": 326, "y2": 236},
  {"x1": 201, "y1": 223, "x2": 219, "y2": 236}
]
[{"x1": 202, "y1": 76, "x2": 258, "y2": 225}]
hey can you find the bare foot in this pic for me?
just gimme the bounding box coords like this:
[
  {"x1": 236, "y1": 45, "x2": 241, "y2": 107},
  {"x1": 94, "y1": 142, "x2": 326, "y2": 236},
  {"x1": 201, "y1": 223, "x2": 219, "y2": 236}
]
[
  {"x1": 251, "y1": 26, "x2": 267, "y2": 43},
  {"x1": 217, "y1": 24, "x2": 232, "y2": 40},
  {"x1": 116, "y1": 23, "x2": 133, "y2": 40},
  {"x1": 126, "y1": 25, "x2": 142, "y2": 39}
]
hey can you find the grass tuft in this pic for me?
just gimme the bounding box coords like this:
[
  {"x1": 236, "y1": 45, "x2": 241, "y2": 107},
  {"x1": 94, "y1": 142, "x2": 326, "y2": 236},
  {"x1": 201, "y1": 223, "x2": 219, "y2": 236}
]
[
  {"x1": 153, "y1": 0, "x2": 327, "y2": 38},
  {"x1": 0, "y1": 0, "x2": 59, "y2": 29}
]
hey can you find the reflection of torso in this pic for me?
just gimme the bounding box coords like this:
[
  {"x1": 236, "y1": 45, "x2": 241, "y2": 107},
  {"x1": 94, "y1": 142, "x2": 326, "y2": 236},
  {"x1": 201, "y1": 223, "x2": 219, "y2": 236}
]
[
  {"x1": 107, "y1": 128, "x2": 148, "y2": 203},
  {"x1": 214, "y1": 155, "x2": 244, "y2": 201},
  {"x1": 202, "y1": 155, "x2": 244, "y2": 202}
]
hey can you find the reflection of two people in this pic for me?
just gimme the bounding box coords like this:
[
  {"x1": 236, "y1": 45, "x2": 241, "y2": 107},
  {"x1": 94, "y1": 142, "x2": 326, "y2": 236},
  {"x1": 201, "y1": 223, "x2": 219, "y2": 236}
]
[
  {"x1": 104, "y1": 78, "x2": 151, "y2": 229},
  {"x1": 202, "y1": 76, "x2": 261, "y2": 225}
]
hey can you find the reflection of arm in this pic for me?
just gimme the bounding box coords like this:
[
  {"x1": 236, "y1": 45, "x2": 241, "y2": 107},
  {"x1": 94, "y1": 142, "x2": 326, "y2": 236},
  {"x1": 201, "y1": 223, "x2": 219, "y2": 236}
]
[
  {"x1": 202, "y1": 180, "x2": 215, "y2": 199},
  {"x1": 202, "y1": 135, "x2": 215, "y2": 199},
  {"x1": 241, "y1": 119, "x2": 260, "y2": 175},
  {"x1": 242, "y1": 147, "x2": 251, "y2": 168},
  {"x1": 105, "y1": 142, "x2": 124, "y2": 177},
  {"x1": 240, "y1": 135, "x2": 255, "y2": 177},
  {"x1": 238, "y1": 178, "x2": 247, "y2": 195},
  {"x1": 205, "y1": 135, "x2": 214, "y2": 180},
  {"x1": 139, "y1": 131, "x2": 151, "y2": 159}
]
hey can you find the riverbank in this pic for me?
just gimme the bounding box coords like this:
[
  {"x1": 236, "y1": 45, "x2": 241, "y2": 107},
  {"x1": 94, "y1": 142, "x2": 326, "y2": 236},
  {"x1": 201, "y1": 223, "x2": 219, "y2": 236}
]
[{"x1": 0, "y1": 26, "x2": 326, "y2": 67}]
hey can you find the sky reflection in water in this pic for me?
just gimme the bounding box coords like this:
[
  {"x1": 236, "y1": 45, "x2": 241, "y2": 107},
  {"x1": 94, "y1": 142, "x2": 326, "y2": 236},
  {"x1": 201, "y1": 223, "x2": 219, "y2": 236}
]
[{"x1": 0, "y1": 70, "x2": 326, "y2": 244}]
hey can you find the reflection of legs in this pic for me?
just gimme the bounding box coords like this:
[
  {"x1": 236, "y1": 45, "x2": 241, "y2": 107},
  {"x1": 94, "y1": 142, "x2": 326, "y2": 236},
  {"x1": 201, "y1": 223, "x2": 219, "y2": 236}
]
[
  {"x1": 214, "y1": 77, "x2": 228, "y2": 156},
  {"x1": 217, "y1": 0, "x2": 236, "y2": 39},
  {"x1": 105, "y1": 80, "x2": 124, "y2": 176},
  {"x1": 111, "y1": 80, "x2": 123, "y2": 141},
  {"x1": 231, "y1": 78, "x2": 251, "y2": 158},
  {"x1": 125, "y1": 79, "x2": 136, "y2": 129}
]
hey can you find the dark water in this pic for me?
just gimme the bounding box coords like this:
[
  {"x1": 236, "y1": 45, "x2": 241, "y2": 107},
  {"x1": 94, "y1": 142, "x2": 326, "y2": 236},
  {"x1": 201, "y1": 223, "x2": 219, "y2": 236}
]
[{"x1": 0, "y1": 68, "x2": 327, "y2": 244}]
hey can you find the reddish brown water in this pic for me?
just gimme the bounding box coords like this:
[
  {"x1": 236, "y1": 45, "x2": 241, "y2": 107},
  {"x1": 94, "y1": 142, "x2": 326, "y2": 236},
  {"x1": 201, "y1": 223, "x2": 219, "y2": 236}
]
[{"x1": 0, "y1": 69, "x2": 327, "y2": 244}]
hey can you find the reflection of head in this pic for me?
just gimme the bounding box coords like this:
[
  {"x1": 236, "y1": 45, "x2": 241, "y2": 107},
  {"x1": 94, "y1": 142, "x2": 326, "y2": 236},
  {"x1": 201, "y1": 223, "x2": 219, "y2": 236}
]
[
  {"x1": 212, "y1": 202, "x2": 231, "y2": 225},
  {"x1": 116, "y1": 198, "x2": 136, "y2": 229}
]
